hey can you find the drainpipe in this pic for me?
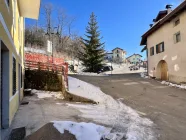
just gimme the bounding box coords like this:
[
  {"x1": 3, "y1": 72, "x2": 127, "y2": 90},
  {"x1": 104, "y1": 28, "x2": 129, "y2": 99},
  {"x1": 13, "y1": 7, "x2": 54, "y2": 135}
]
[{"x1": 146, "y1": 45, "x2": 149, "y2": 75}]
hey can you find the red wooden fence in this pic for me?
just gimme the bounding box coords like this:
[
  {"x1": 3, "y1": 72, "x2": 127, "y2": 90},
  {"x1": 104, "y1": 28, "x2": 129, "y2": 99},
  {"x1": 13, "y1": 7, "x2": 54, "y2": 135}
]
[{"x1": 25, "y1": 53, "x2": 68, "y2": 88}]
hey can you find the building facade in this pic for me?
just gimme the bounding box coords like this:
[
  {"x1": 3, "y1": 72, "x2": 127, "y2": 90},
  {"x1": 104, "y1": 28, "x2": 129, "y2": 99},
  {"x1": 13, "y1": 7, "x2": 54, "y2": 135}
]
[
  {"x1": 0, "y1": 0, "x2": 40, "y2": 129},
  {"x1": 140, "y1": 2, "x2": 186, "y2": 83},
  {"x1": 112, "y1": 47, "x2": 126, "y2": 63},
  {"x1": 105, "y1": 52, "x2": 113, "y2": 61},
  {"x1": 126, "y1": 54, "x2": 142, "y2": 64}
]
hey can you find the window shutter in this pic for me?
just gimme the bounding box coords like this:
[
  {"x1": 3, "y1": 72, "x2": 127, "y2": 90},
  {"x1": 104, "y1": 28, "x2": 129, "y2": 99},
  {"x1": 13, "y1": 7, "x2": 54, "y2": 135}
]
[
  {"x1": 162, "y1": 42, "x2": 165, "y2": 52},
  {"x1": 156, "y1": 45, "x2": 158, "y2": 54}
]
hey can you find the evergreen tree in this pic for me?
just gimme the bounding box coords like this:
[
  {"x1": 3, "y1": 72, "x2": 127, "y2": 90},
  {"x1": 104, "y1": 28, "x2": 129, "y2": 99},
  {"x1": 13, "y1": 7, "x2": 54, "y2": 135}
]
[{"x1": 80, "y1": 12, "x2": 105, "y2": 72}]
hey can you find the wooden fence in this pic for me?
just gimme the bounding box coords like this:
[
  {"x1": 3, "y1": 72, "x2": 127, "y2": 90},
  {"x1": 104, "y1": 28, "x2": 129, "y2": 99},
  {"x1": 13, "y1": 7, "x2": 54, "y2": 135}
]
[{"x1": 25, "y1": 61, "x2": 69, "y2": 88}]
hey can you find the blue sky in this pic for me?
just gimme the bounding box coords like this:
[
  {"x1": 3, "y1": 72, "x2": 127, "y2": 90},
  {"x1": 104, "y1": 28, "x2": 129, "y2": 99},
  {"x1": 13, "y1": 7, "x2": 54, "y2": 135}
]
[{"x1": 26, "y1": 0, "x2": 183, "y2": 59}]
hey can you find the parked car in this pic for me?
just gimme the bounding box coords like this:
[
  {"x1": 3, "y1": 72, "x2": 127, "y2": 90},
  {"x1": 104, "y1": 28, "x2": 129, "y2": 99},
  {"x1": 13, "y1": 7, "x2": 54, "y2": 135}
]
[
  {"x1": 129, "y1": 65, "x2": 139, "y2": 71},
  {"x1": 98, "y1": 66, "x2": 113, "y2": 73}
]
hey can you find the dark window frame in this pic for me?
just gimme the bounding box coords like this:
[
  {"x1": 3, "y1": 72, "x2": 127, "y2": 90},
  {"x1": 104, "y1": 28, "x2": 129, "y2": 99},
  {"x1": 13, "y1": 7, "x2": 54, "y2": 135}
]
[
  {"x1": 174, "y1": 32, "x2": 181, "y2": 43},
  {"x1": 150, "y1": 47, "x2": 154, "y2": 56},
  {"x1": 13, "y1": 57, "x2": 16, "y2": 95},
  {"x1": 6, "y1": 0, "x2": 10, "y2": 6},
  {"x1": 156, "y1": 42, "x2": 164, "y2": 54},
  {"x1": 174, "y1": 18, "x2": 180, "y2": 26}
]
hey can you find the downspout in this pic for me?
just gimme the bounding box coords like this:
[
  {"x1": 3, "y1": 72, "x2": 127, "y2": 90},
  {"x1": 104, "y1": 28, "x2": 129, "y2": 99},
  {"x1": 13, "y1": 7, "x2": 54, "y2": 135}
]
[{"x1": 146, "y1": 45, "x2": 149, "y2": 75}]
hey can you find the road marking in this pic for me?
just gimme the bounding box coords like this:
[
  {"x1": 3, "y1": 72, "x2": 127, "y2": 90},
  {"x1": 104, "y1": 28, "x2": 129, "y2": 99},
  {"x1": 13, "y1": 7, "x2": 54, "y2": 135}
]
[
  {"x1": 123, "y1": 82, "x2": 139, "y2": 86},
  {"x1": 110, "y1": 79, "x2": 131, "y2": 82}
]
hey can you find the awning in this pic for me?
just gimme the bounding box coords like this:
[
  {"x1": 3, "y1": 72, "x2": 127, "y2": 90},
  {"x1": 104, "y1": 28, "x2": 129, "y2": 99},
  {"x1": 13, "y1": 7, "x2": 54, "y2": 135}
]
[{"x1": 17, "y1": 0, "x2": 41, "y2": 19}]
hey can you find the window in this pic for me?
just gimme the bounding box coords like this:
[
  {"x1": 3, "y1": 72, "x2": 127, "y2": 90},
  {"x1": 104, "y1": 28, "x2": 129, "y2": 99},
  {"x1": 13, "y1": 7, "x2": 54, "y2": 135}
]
[
  {"x1": 117, "y1": 50, "x2": 119, "y2": 53},
  {"x1": 13, "y1": 57, "x2": 16, "y2": 95},
  {"x1": 6, "y1": 0, "x2": 10, "y2": 6},
  {"x1": 156, "y1": 42, "x2": 164, "y2": 54},
  {"x1": 174, "y1": 32, "x2": 181, "y2": 43},
  {"x1": 150, "y1": 47, "x2": 154, "y2": 56},
  {"x1": 174, "y1": 18, "x2": 180, "y2": 26},
  {"x1": 117, "y1": 54, "x2": 119, "y2": 57}
]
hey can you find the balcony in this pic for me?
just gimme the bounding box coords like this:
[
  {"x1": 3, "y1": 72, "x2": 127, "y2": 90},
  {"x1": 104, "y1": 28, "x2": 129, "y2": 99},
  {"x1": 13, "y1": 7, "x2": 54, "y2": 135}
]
[{"x1": 17, "y1": 0, "x2": 41, "y2": 19}]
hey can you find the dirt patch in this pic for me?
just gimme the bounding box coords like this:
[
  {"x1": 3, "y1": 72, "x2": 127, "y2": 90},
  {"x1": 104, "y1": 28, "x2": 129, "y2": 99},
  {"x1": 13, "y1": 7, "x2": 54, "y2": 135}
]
[
  {"x1": 64, "y1": 91, "x2": 97, "y2": 104},
  {"x1": 26, "y1": 123, "x2": 76, "y2": 140},
  {"x1": 8, "y1": 127, "x2": 26, "y2": 140}
]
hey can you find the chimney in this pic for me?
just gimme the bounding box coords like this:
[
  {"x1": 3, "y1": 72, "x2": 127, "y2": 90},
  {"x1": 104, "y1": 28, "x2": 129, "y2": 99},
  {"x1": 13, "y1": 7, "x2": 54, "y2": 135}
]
[{"x1": 166, "y1": 4, "x2": 173, "y2": 14}]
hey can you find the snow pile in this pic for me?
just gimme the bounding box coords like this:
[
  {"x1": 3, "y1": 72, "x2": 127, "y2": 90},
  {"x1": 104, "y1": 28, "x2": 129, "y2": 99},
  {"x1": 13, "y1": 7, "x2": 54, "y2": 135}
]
[
  {"x1": 76, "y1": 63, "x2": 146, "y2": 75},
  {"x1": 32, "y1": 90, "x2": 64, "y2": 99},
  {"x1": 161, "y1": 81, "x2": 186, "y2": 89},
  {"x1": 140, "y1": 72, "x2": 149, "y2": 78},
  {"x1": 53, "y1": 121, "x2": 111, "y2": 140},
  {"x1": 105, "y1": 63, "x2": 146, "y2": 75},
  {"x1": 77, "y1": 72, "x2": 108, "y2": 76},
  {"x1": 68, "y1": 76, "x2": 157, "y2": 140}
]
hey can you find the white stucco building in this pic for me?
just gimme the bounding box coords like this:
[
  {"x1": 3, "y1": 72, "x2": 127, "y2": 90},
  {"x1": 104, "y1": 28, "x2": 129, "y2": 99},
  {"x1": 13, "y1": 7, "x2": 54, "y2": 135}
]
[
  {"x1": 140, "y1": 2, "x2": 186, "y2": 83},
  {"x1": 112, "y1": 47, "x2": 126, "y2": 63},
  {"x1": 126, "y1": 54, "x2": 142, "y2": 64}
]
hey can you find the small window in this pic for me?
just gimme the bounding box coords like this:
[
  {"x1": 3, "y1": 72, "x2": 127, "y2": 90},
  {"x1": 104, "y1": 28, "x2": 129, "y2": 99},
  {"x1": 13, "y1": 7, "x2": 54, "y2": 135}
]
[
  {"x1": 13, "y1": 57, "x2": 16, "y2": 95},
  {"x1": 117, "y1": 54, "x2": 119, "y2": 57},
  {"x1": 150, "y1": 47, "x2": 154, "y2": 56},
  {"x1": 6, "y1": 0, "x2": 10, "y2": 6},
  {"x1": 174, "y1": 32, "x2": 181, "y2": 43},
  {"x1": 174, "y1": 18, "x2": 180, "y2": 26},
  {"x1": 117, "y1": 50, "x2": 119, "y2": 53},
  {"x1": 156, "y1": 42, "x2": 164, "y2": 54}
]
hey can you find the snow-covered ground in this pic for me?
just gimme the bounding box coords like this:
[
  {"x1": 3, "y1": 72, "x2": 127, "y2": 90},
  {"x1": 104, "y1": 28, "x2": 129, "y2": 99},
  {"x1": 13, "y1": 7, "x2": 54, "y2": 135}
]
[
  {"x1": 140, "y1": 72, "x2": 149, "y2": 79},
  {"x1": 71, "y1": 63, "x2": 146, "y2": 76},
  {"x1": 53, "y1": 121, "x2": 111, "y2": 140},
  {"x1": 31, "y1": 89, "x2": 64, "y2": 99},
  {"x1": 161, "y1": 81, "x2": 186, "y2": 90},
  {"x1": 105, "y1": 63, "x2": 146, "y2": 74},
  {"x1": 68, "y1": 76, "x2": 157, "y2": 140}
]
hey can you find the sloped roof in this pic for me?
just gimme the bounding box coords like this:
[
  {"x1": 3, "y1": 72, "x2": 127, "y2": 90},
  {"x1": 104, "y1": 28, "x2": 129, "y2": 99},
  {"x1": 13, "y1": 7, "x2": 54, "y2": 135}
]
[
  {"x1": 126, "y1": 54, "x2": 142, "y2": 59},
  {"x1": 140, "y1": 1, "x2": 186, "y2": 46},
  {"x1": 154, "y1": 10, "x2": 168, "y2": 22},
  {"x1": 112, "y1": 47, "x2": 126, "y2": 53}
]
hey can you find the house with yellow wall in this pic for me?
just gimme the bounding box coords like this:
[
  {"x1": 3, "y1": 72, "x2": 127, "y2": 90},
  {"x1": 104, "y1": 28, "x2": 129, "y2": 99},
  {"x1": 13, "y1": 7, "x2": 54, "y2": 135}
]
[
  {"x1": 0, "y1": 0, "x2": 40, "y2": 130},
  {"x1": 140, "y1": 1, "x2": 186, "y2": 83}
]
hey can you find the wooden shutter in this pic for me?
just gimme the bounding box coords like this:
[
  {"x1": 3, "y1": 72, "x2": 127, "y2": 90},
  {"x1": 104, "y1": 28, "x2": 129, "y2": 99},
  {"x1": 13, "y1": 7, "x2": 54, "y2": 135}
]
[
  {"x1": 162, "y1": 42, "x2": 165, "y2": 52},
  {"x1": 156, "y1": 45, "x2": 158, "y2": 54}
]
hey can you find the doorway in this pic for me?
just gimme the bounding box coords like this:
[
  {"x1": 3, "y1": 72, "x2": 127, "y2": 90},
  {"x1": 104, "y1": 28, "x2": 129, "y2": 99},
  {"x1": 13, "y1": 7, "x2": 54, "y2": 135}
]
[
  {"x1": 0, "y1": 41, "x2": 10, "y2": 129},
  {"x1": 157, "y1": 60, "x2": 168, "y2": 80}
]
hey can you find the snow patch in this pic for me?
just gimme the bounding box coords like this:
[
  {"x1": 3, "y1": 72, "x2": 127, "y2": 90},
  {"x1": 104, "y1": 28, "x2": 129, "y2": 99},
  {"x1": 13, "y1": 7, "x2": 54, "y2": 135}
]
[
  {"x1": 68, "y1": 76, "x2": 157, "y2": 140},
  {"x1": 53, "y1": 121, "x2": 111, "y2": 140},
  {"x1": 77, "y1": 72, "x2": 108, "y2": 76},
  {"x1": 161, "y1": 81, "x2": 186, "y2": 89},
  {"x1": 140, "y1": 72, "x2": 149, "y2": 78},
  {"x1": 32, "y1": 90, "x2": 64, "y2": 99}
]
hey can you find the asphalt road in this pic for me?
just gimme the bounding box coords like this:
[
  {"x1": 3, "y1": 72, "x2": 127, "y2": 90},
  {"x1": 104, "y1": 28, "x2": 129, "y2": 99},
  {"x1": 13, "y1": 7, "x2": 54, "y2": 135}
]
[{"x1": 71, "y1": 73, "x2": 186, "y2": 140}]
